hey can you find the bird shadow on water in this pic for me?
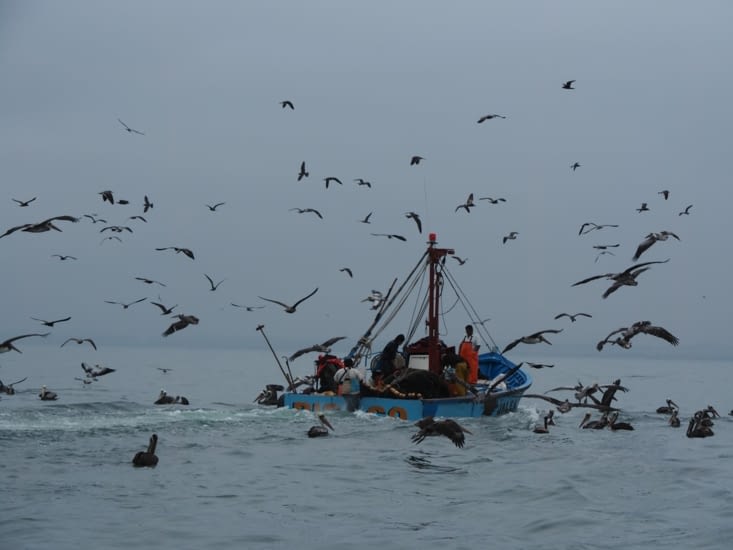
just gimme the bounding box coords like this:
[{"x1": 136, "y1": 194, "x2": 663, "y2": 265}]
[{"x1": 404, "y1": 452, "x2": 466, "y2": 474}]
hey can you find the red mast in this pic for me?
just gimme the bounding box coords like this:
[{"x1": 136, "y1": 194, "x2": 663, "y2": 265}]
[{"x1": 426, "y1": 233, "x2": 454, "y2": 375}]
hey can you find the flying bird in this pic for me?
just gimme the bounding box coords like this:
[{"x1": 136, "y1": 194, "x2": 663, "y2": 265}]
[
  {"x1": 118, "y1": 118, "x2": 145, "y2": 135},
  {"x1": 570, "y1": 162, "x2": 581, "y2": 171},
  {"x1": 554, "y1": 312, "x2": 592, "y2": 323},
  {"x1": 477, "y1": 114, "x2": 506, "y2": 123},
  {"x1": 230, "y1": 304, "x2": 264, "y2": 311},
  {"x1": 61, "y1": 337, "x2": 97, "y2": 350},
  {"x1": 31, "y1": 316, "x2": 71, "y2": 327},
  {"x1": 0, "y1": 333, "x2": 50, "y2": 353},
  {"x1": 143, "y1": 195, "x2": 154, "y2": 212},
  {"x1": 571, "y1": 259, "x2": 670, "y2": 299},
  {"x1": 99, "y1": 190, "x2": 115, "y2": 204},
  {"x1": 155, "y1": 247, "x2": 194, "y2": 260},
  {"x1": 479, "y1": 197, "x2": 506, "y2": 204},
  {"x1": 12, "y1": 197, "x2": 36, "y2": 207},
  {"x1": 135, "y1": 277, "x2": 166, "y2": 287},
  {"x1": 297, "y1": 161, "x2": 309, "y2": 181},
  {"x1": 410, "y1": 156, "x2": 424, "y2": 165},
  {"x1": 354, "y1": 178, "x2": 371, "y2": 188},
  {"x1": 105, "y1": 297, "x2": 147, "y2": 309},
  {"x1": 361, "y1": 290, "x2": 385, "y2": 310},
  {"x1": 0, "y1": 215, "x2": 79, "y2": 239},
  {"x1": 100, "y1": 236, "x2": 123, "y2": 245},
  {"x1": 258, "y1": 287, "x2": 319, "y2": 313},
  {"x1": 579, "y1": 222, "x2": 619, "y2": 236},
  {"x1": 501, "y1": 329, "x2": 564, "y2": 354},
  {"x1": 455, "y1": 193, "x2": 475, "y2": 213},
  {"x1": 157, "y1": 367, "x2": 173, "y2": 374},
  {"x1": 81, "y1": 362, "x2": 115, "y2": 377},
  {"x1": 290, "y1": 207, "x2": 323, "y2": 219},
  {"x1": 129, "y1": 215, "x2": 147, "y2": 222},
  {"x1": 52, "y1": 255, "x2": 77, "y2": 261},
  {"x1": 595, "y1": 250, "x2": 616, "y2": 262},
  {"x1": 405, "y1": 212, "x2": 422, "y2": 233},
  {"x1": 562, "y1": 80, "x2": 575, "y2": 89},
  {"x1": 323, "y1": 177, "x2": 342, "y2": 188},
  {"x1": 596, "y1": 320, "x2": 679, "y2": 351},
  {"x1": 359, "y1": 212, "x2": 373, "y2": 224},
  {"x1": 502, "y1": 231, "x2": 519, "y2": 244},
  {"x1": 678, "y1": 204, "x2": 693, "y2": 216},
  {"x1": 100, "y1": 225, "x2": 133, "y2": 233},
  {"x1": 204, "y1": 274, "x2": 226, "y2": 291},
  {"x1": 280, "y1": 100, "x2": 294, "y2": 110},
  {"x1": 289, "y1": 336, "x2": 347, "y2": 361},
  {"x1": 632, "y1": 231, "x2": 680, "y2": 261},
  {"x1": 162, "y1": 314, "x2": 200, "y2": 337},
  {"x1": 151, "y1": 301, "x2": 178, "y2": 315},
  {"x1": 658, "y1": 190, "x2": 670, "y2": 200},
  {"x1": 452, "y1": 256, "x2": 468, "y2": 265},
  {"x1": 371, "y1": 233, "x2": 406, "y2": 241},
  {"x1": 206, "y1": 202, "x2": 226, "y2": 211},
  {"x1": 593, "y1": 244, "x2": 620, "y2": 250},
  {"x1": 339, "y1": 267, "x2": 353, "y2": 278},
  {"x1": 84, "y1": 214, "x2": 107, "y2": 224},
  {"x1": 636, "y1": 202, "x2": 650, "y2": 213},
  {"x1": 411, "y1": 417, "x2": 472, "y2": 448}
]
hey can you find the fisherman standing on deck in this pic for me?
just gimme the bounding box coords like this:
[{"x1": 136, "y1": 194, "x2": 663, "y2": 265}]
[
  {"x1": 373, "y1": 334, "x2": 406, "y2": 384},
  {"x1": 334, "y1": 358, "x2": 365, "y2": 395},
  {"x1": 459, "y1": 325, "x2": 480, "y2": 384}
]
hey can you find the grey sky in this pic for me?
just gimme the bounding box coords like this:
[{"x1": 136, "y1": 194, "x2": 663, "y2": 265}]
[{"x1": 2, "y1": 1, "x2": 731, "y2": 361}]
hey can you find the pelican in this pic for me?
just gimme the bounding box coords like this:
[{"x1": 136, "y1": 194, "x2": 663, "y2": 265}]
[
  {"x1": 143, "y1": 195, "x2": 153, "y2": 212},
  {"x1": 533, "y1": 414, "x2": 551, "y2": 434},
  {"x1": 132, "y1": 434, "x2": 159, "y2": 467},
  {"x1": 578, "y1": 222, "x2": 619, "y2": 236},
  {"x1": 308, "y1": 413, "x2": 334, "y2": 438},
  {"x1": 135, "y1": 277, "x2": 166, "y2": 287},
  {"x1": 596, "y1": 321, "x2": 678, "y2": 351},
  {"x1": 572, "y1": 259, "x2": 670, "y2": 299},
  {"x1": 656, "y1": 399, "x2": 679, "y2": 414},
  {"x1": 452, "y1": 256, "x2": 468, "y2": 265},
  {"x1": 579, "y1": 412, "x2": 609, "y2": 429},
  {"x1": 354, "y1": 178, "x2": 371, "y2": 187},
  {"x1": 501, "y1": 329, "x2": 563, "y2": 354},
  {"x1": 339, "y1": 267, "x2": 353, "y2": 278},
  {"x1": 0, "y1": 333, "x2": 50, "y2": 353},
  {"x1": 678, "y1": 204, "x2": 693, "y2": 216},
  {"x1": 105, "y1": 297, "x2": 147, "y2": 309},
  {"x1": 632, "y1": 231, "x2": 680, "y2": 261},
  {"x1": 52, "y1": 254, "x2": 77, "y2": 261},
  {"x1": 669, "y1": 410, "x2": 681, "y2": 427},
  {"x1": 361, "y1": 290, "x2": 385, "y2": 310},
  {"x1": 39, "y1": 385, "x2": 58, "y2": 401},
  {"x1": 607, "y1": 411, "x2": 634, "y2": 431},
  {"x1": 0, "y1": 215, "x2": 79, "y2": 239},
  {"x1": 455, "y1": 193, "x2": 475, "y2": 213},
  {"x1": 570, "y1": 162, "x2": 581, "y2": 171},
  {"x1": 658, "y1": 190, "x2": 670, "y2": 200},
  {"x1": 254, "y1": 384, "x2": 284, "y2": 406},
  {"x1": 162, "y1": 314, "x2": 200, "y2": 337},
  {"x1": 359, "y1": 212, "x2": 373, "y2": 224},
  {"x1": 258, "y1": 287, "x2": 318, "y2": 313},
  {"x1": 370, "y1": 233, "x2": 406, "y2": 241},
  {"x1": 151, "y1": 301, "x2": 177, "y2": 315},
  {"x1": 0, "y1": 376, "x2": 27, "y2": 395},
  {"x1": 636, "y1": 202, "x2": 650, "y2": 213},
  {"x1": 289, "y1": 336, "x2": 347, "y2": 361},
  {"x1": 323, "y1": 177, "x2": 342, "y2": 188},
  {"x1": 411, "y1": 417, "x2": 472, "y2": 448},
  {"x1": 61, "y1": 337, "x2": 97, "y2": 350},
  {"x1": 479, "y1": 197, "x2": 506, "y2": 204},
  {"x1": 522, "y1": 394, "x2": 613, "y2": 414},
  {"x1": 686, "y1": 413, "x2": 714, "y2": 438}
]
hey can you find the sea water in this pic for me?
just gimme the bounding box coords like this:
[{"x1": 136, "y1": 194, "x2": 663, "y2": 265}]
[{"x1": 1, "y1": 346, "x2": 732, "y2": 550}]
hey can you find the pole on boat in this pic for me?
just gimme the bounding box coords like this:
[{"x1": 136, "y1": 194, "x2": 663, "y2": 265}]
[{"x1": 256, "y1": 324, "x2": 294, "y2": 391}]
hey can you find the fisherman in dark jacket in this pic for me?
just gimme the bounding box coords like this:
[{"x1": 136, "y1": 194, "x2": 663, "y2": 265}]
[{"x1": 373, "y1": 334, "x2": 406, "y2": 384}]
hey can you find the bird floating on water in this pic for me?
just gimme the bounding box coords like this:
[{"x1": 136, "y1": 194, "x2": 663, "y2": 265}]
[
  {"x1": 132, "y1": 434, "x2": 159, "y2": 467},
  {"x1": 39, "y1": 385, "x2": 58, "y2": 401},
  {"x1": 308, "y1": 413, "x2": 334, "y2": 438}
]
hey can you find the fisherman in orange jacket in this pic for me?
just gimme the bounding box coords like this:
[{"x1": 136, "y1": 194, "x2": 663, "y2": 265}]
[{"x1": 458, "y1": 324, "x2": 479, "y2": 383}]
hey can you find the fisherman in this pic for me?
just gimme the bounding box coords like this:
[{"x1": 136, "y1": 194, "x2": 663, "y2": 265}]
[
  {"x1": 458, "y1": 324, "x2": 480, "y2": 383},
  {"x1": 314, "y1": 354, "x2": 343, "y2": 394},
  {"x1": 334, "y1": 357, "x2": 365, "y2": 395},
  {"x1": 442, "y1": 349, "x2": 470, "y2": 397},
  {"x1": 372, "y1": 334, "x2": 406, "y2": 384}
]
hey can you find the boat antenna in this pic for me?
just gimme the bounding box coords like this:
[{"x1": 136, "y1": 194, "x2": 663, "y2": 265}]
[{"x1": 255, "y1": 324, "x2": 294, "y2": 391}]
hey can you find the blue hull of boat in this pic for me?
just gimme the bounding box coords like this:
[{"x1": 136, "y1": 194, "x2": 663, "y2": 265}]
[{"x1": 282, "y1": 352, "x2": 532, "y2": 420}]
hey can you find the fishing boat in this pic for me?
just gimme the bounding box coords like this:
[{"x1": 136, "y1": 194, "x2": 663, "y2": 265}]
[{"x1": 271, "y1": 233, "x2": 532, "y2": 421}]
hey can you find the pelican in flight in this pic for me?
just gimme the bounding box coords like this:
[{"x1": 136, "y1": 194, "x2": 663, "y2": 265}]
[
  {"x1": 162, "y1": 314, "x2": 200, "y2": 337},
  {"x1": 632, "y1": 231, "x2": 680, "y2": 261},
  {"x1": 455, "y1": 193, "x2": 475, "y2": 213},
  {"x1": 151, "y1": 301, "x2": 177, "y2": 315},
  {"x1": 0, "y1": 333, "x2": 50, "y2": 353},
  {"x1": 0, "y1": 215, "x2": 79, "y2": 239},
  {"x1": 502, "y1": 231, "x2": 519, "y2": 244},
  {"x1": 405, "y1": 212, "x2": 422, "y2": 233},
  {"x1": 289, "y1": 336, "x2": 347, "y2": 361},
  {"x1": 571, "y1": 259, "x2": 670, "y2": 299},
  {"x1": 502, "y1": 329, "x2": 563, "y2": 354},
  {"x1": 205, "y1": 202, "x2": 226, "y2": 211},
  {"x1": 411, "y1": 417, "x2": 472, "y2": 448},
  {"x1": 370, "y1": 233, "x2": 406, "y2": 241},
  {"x1": 258, "y1": 287, "x2": 318, "y2": 313},
  {"x1": 596, "y1": 321, "x2": 679, "y2": 351},
  {"x1": 105, "y1": 297, "x2": 147, "y2": 309}
]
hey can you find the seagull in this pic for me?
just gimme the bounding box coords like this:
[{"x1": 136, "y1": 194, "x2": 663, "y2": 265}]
[
  {"x1": 354, "y1": 178, "x2": 371, "y2": 188},
  {"x1": 405, "y1": 212, "x2": 422, "y2": 233},
  {"x1": 523, "y1": 394, "x2": 616, "y2": 413},
  {"x1": 455, "y1": 193, "x2": 475, "y2": 213},
  {"x1": 157, "y1": 367, "x2": 173, "y2": 374},
  {"x1": 361, "y1": 290, "x2": 385, "y2": 310},
  {"x1": 143, "y1": 195, "x2": 154, "y2": 213},
  {"x1": 230, "y1": 304, "x2": 264, "y2": 311},
  {"x1": 571, "y1": 259, "x2": 670, "y2": 299},
  {"x1": 135, "y1": 277, "x2": 166, "y2": 287},
  {"x1": 280, "y1": 100, "x2": 294, "y2": 110},
  {"x1": 162, "y1": 314, "x2": 200, "y2": 337},
  {"x1": 290, "y1": 207, "x2": 323, "y2": 219},
  {"x1": 678, "y1": 204, "x2": 693, "y2": 216},
  {"x1": 522, "y1": 362, "x2": 555, "y2": 369},
  {"x1": 61, "y1": 337, "x2": 97, "y2": 350},
  {"x1": 105, "y1": 297, "x2": 147, "y2": 309},
  {"x1": 99, "y1": 190, "x2": 115, "y2": 204},
  {"x1": 204, "y1": 274, "x2": 226, "y2": 291},
  {"x1": 52, "y1": 254, "x2": 77, "y2": 261},
  {"x1": 359, "y1": 212, "x2": 373, "y2": 224},
  {"x1": 100, "y1": 236, "x2": 123, "y2": 245},
  {"x1": 323, "y1": 177, "x2": 342, "y2": 188},
  {"x1": 477, "y1": 114, "x2": 506, "y2": 123},
  {"x1": 554, "y1": 312, "x2": 592, "y2": 323},
  {"x1": 129, "y1": 215, "x2": 147, "y2": 222},
  {"x1": 479, "y1": 197, "x2": 506, "y2": 204},
  {"x1": 84, "y1": 214, "x2": 107, "y2": 224},
  {"x1": 258, "y1": 287, "x2": 319, "y2": 313},
  {"x1": 289, "y1": 336, "x2": 347, "y2": 361},
  {"x1": 297, "y1": 161, "x2": 309, "y2": 181},
  {"x1": 31, "y1": 316, "x2": 71, "y2": 327},
  {"x1": 0, "y1": 333, "x2": 50, "y2": 353},
  {"x1": 578, "y1": 222, "x2": 619, "y2": 236},
  {"x1": 100, "y1": 225, "x2": 133, "y2": 233},
  {"x1": 595, "y1": 250, "x2": 616, "y2": 262},
  {"x1": 658, "y1": 190, "x2": 670, "y2": 200},
  {"x1": 206, "y1": 202, "x2": 225, "y2": 211},
  {"x1": 339, "y1": 267, "x2": 353, "y2": 278},
  {"x1": 501, "y1": 329, "x2": 564, "y2": 354},
  {"x1": 411, "y1": 417, "x2": 472, "y2": 448},
  {"x1": 593, "y1": 244, "x2": 620, "y2": 250},
  {"x1": 410, "y1": 156, "x2": 424, "y2": 165},
  {"x1": 0, "y1": 215, "x2": 79, "y2": 239},
  {"x1": 636, "y1": 202, "x2": 650, "y2": 213},
  {"x1": 151, "y1": 302, "x2": 177, "y2": 315},
  {"x1": 0, "y1": 376, "x2": 28, "y2": 394},
  {"x1": 371, "y1": 233, "x2": 407, "y2": 241},
  {"x1": 570, "y1": 162, "x2": 581, "y2": 171},
  {"x1": 118, "y1": 118, "x2": 145, "y2": 135},
  {"x1": 502, "y1": 231, "x2": 519, "y2": 244},
  {"x1": 562, "y1": 80, "x2": 575, "y2": 89},
  {"x1": 632, "y1": 231, "x2": 680, "y2": 261},
  {"x1": 596, "y1": 320, "x2": 679, "y2": 351},
  {"x1": 452, "y1": 256, "x2": 468, "y2": 265},
  {"x1": 155, "y1": 247, "x2": 194, "y2": 260},
  {"x1": 12, "y1": 197, "x2": 36, "y2": 207}
]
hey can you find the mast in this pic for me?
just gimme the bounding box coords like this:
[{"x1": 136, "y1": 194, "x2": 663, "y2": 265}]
[{"x1": 426, "y1": 233, "x2": 454, "y2": 374}]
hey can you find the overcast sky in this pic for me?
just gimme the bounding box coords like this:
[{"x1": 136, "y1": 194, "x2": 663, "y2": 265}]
[{"x1": 1, "y1": 1, "x2": 731, "y2": 362}]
